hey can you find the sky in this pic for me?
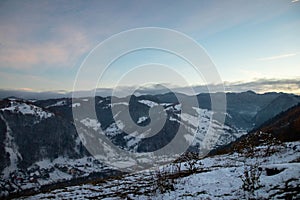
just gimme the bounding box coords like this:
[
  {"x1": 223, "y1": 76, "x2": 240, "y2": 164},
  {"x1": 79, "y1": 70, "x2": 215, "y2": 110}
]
[{"x1": 0, "y1": 0, "x2": 300, "y2": 95}]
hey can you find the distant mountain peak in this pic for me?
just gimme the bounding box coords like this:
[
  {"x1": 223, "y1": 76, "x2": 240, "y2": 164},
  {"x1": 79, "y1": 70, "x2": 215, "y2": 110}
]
[{"x1": 245, "y1": 90, "x2": 256, "y2": 94}]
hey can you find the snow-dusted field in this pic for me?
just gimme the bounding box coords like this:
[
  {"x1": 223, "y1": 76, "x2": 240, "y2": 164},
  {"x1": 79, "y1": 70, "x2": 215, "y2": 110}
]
[{"x1": 19, "y1": 141, "x2": 300, "y2": 200}]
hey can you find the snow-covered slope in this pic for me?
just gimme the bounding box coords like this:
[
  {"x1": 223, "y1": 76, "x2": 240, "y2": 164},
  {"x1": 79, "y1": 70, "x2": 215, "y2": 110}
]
[
  {"x1": 18, "y1": 141, "x2": 300, "y2": 200},
  {"x1": 92, "y1": 99, "x2": 246, "y2": 152},
  {"x1": 0, "y1": 114, "x2": 22, "y2": 179},
  {"x1": 0, "y1": 100, "x2": 55, "y2": 177},
  {"x1": 0, "y1": 156, "x2": 112, "y2": 198},
  {"x1": 1, "y1": 100, "x2": 54, "y2": 120}
]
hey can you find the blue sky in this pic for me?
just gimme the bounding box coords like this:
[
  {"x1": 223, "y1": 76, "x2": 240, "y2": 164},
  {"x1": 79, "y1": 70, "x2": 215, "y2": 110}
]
[{"x1": 0, "y1": 0, "x2": 299, "y2": 94}]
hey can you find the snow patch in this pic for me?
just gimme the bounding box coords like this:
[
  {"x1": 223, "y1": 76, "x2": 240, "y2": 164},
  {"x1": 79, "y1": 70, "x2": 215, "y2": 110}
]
[
  {"x1": 138, "y1": 100, "x2": 158, "y2": 107},
  {"x1": 105, "y1": 120, "x2": 124, "y2": 137},
  {"x1": 110, "y1": 102, "x2": 129, "y2": 106},
  {"x1": 174, "y1": 103, "x2": 181, "y2": 111},
  {"x1": 71, "y1": 103, "x2": 81, "y2": 108},
  {"x1": 0, "y1": 114, "x2": 22, "y2": 178},
  {"x1": 80, "y1": 118, "x2": 100, "y2": 131},
  {"x1": 137, "y1": 116, "x2": 148, "y2": 124}
]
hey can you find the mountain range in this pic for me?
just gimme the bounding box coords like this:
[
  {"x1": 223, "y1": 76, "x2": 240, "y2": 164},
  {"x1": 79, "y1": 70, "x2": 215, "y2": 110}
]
[{"x1": 0, "y1": 91, "x2": 299, "y2": 198}]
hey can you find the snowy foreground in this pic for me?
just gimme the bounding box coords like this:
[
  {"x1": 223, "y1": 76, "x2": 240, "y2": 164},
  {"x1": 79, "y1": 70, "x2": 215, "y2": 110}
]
[{"x1": 19, "y1": 142, "x2": 300, "y2": 199}]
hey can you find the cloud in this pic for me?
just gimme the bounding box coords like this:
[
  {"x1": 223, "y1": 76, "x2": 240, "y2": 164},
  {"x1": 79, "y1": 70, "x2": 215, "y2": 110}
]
[
  {"x1": 1, "y1": 78, "x2": 299, "y2": 100},
  {"x1": 0, "y1": 25, "x2": 91, "y2": 69},
  {"x1": 154, "y1": 79, "x2": 300, "y2": 95},
  {"x1": 257, "y1": 53, "x2": 298, "y2": 61},
  {"x1": 0, "y1": 1, "x2": 163, "y2": 70},
  {"x1": 101, "y1": 78, "x2": 300, "y2": 96},
  {"x1": 292, "y1": 0, "x2": 299, "y2": 3},
  {"x1": 0, "y1": 1, "x2": 293, "y2": 71},
  {"x1": 0, "y1": 89, "x2": 70, "y2": 100},
  {"x1": 18, "y1": 88, "x2": 34, "y2": 92},
  {"x1": 224, "y1": 78, "x2": 300, "y2": 94},
  {"x1": 0, "y1": 70, "x2": 69, "y2": 91}
]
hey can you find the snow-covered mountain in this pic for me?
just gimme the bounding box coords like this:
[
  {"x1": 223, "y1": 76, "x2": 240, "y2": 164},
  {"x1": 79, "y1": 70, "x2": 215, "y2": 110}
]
[
  {"x1": 0, "y1": 91, "x2": 299, "y2": 198},
  {"x1": 0, "y1": 96, "x2": 241, "y2": 197}
]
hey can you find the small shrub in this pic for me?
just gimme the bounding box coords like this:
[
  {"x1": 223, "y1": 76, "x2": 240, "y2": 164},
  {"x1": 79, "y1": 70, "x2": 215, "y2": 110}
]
[
  {"x1": 179, "y1": 152, "x2": 201, "y2": 173},
  {"x1": 152, "y1": 167, "x2": 176, "y2": 194},
  {"x1": 240, "y1": 163, "x2": 262, "y2": 199}
]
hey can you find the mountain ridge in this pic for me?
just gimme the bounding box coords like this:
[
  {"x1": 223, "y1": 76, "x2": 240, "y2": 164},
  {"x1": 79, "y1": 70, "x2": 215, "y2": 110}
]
[{"x1": 209, "y1": 102, "x2": 300, "y2": 156}]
